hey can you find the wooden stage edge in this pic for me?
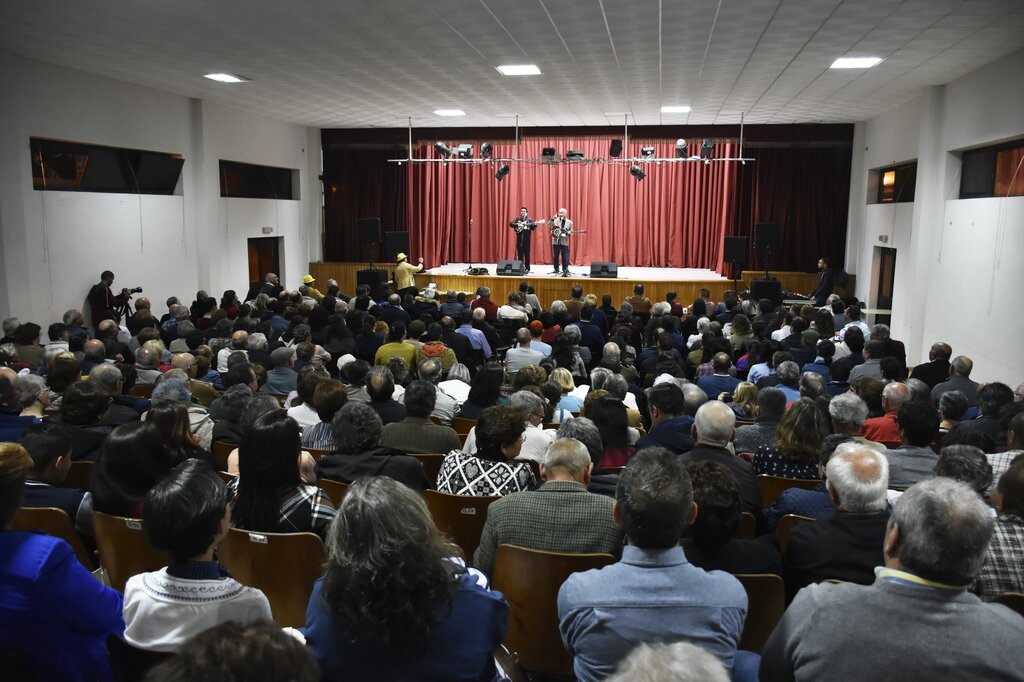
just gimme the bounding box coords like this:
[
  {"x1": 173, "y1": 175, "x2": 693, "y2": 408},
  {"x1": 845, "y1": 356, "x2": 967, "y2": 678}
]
[{"x1": 308, "y1": 263, "x2": 854, "y2": 307}]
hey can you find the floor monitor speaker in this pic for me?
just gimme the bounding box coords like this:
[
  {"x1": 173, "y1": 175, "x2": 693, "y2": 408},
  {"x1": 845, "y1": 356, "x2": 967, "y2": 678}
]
[
  {"x1": 496, "y1": 259, "x2": 525, "y2": 276},
  {"x1": 590, "y1": 262, "x2": 618, "y2": 279}
]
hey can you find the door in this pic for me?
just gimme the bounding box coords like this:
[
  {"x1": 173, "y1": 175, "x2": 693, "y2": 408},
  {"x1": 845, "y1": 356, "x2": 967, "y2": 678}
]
[
  {"x1": 875, "y1": 247, "x2": 896, "y2": 326},
  {"x1": 248, "y1": 237, "x2": 281, "y2": 285}
]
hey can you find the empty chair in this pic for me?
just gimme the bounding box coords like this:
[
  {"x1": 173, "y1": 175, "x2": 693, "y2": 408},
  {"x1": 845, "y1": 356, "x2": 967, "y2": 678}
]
[
  {"x1": 757, "y1": 475, "x2": 821, "y2": 508},
  {"x1": 12, "y1": 507, "x2": 94, "y2": 570},
  {"x1": 217, "y1": 528, "x2": 326, "y2": 628},
  {"x1": 491, "y1": 544, "x2": 615, "y2": 676},
  {"x1": 422, "y1": 489, "x2": 500, "y2": 561},
  {"x1": 734, "y1": 573, "x2": 786, "y2": 654},
  {"x1": 92, "y1": 511, "x2": 167, "y2": 592}
]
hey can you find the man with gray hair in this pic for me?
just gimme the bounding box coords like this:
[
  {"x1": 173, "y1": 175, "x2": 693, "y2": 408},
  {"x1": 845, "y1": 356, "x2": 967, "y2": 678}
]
[
  {"x1": 931, "y1": 354, "x2": 979, "y2": 406},
  {"x1": 680, "y1": 401, "x2": 761, "y2": 513},
  {"x1": 783, "y1": 443, "x2": 891, "y2": 600},
  {"x1": 171, "y1": 352, "x2": 218, "y2": 407},
  {"x1": 365, "y1": 365, "x2": 406, "y2": 425},
  {"x1": 504, "y1": 327, "x2": 543, "y2": 374},
  {"x1": 417, "y1": 358, "x2": 459, "y2": 425},
  {"x1": 134, "y1": 346, "x2": 163, "y2": 386},
  {"x1": 762, "y1": 477, "x2": 1024, "y2": 680},
  {"x1": 1, "y1": 317, "x2": 20, "y2": 344},
  {"x1": 862, "y1": 381, "x2": 910, "y2": 444},
  {"x1": 563, "y1": 324, "x2": 591, "y2": 367},
  {"x1": 473, "y1": 437, "x2": 623, "y2": 576},
  {"x1": 90, "y1": 364, "x2": 140, "y2": 426},
  {"x1": 260, "y1": 347, "x2": 297, "y2": 395},
  {"x1": 774, "y1": 360, "x2": 801, "y2": 402},
  {"x1": 216, "y1": 330, "x2": 249, "y2": 373},
  {"x1": 606, "y1": 641, "x2": 729, "y2": 682},
  {"x1": 0, "y1": 367, "x2": 40, "y2": 441},
  {"x1": 827, "y1": 391, "x2": 883, "y2": 449},
  {"x1": 147, "y1": 376, "x2": 214, "y2": 449}
]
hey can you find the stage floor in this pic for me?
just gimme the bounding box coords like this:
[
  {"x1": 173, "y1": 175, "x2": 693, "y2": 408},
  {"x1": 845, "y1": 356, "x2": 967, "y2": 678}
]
[{"x1": 425, "y1": 263, "x2": 728, "y2": 282}]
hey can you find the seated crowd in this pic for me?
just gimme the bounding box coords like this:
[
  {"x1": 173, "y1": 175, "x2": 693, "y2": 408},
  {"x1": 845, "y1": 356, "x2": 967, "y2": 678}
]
[{"x1": 1, "y1": 272, "x2": 1023, "y2": 680}]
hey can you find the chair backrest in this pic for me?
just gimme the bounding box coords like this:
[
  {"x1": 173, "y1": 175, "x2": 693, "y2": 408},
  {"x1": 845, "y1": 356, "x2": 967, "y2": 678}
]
[
  {"x1": 992, "y1": 592, "x2": 1024, "y2": 618},
  {"x1": 306, "y1": 447, "x2": 332, "y2": 462},
  {"x1": 776, "y1": 514, "x2": 816, "y2": 554},
  {"x1": 128, "y1": 384, "x2": 153, "y2": 398},
  {"x1": 409, "y1": 453, "x2": 447, "y2": 485},
  {"x1": 60, "y1": 460, "x2": 94, "y2": 491},
  {"x1": 542, "y1": 423, "x2": 559, "y2": 430},
  {"x1": 458, "y1": 432, "x2": 470, "y2": 447},
  {"x1": 13, "y1": 507, "x2": 95, "y2": 570},
  {"x1": 319, "y1": 477, "x2": 350, "y2": 507},
  {"x1": 757, "y1": 475, "x2": 821, "y2": 508},
  {"x1": 107, "y1": 634, "x2": 173, "y2": 682},
  {"x1": 602, "y1": 465, "x2": 626, "y2": 474},
  {"x1": 217, "y1": 528, "x2": 326, "y2": 628},
  {"x1": 422, "y1": 489, "x2": 500, "y2": 561},
  {"x1": 210, "y1": 440, "x2": 237, "y2": 469},
  {"x1": 491, "y1": 544, "x2": 615, "y2": 676},
  {"x1": 735, "y1": 573, "x2": 786, "y2": 654},
  {"x1": 453, "y1": 417, "x2": 477, "y2": 435},
  {"x1": 216, "y1": 470, "x2": 237, "y2": 484},
  {"x1": 734, "y1": 511, "x2": 756, "y2": 540},
  {"x1": 494, "y1": 644, "x2": 529, "y2": 682},
  {"x1": 92, "y1": 511, "x2": 167, "y2": 592}
]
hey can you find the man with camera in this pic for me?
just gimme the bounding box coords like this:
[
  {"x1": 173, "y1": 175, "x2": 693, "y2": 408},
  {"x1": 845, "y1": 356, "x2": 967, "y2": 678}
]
[{"x1": 87, "y1": 270, "x2": 140, "y2": 331}]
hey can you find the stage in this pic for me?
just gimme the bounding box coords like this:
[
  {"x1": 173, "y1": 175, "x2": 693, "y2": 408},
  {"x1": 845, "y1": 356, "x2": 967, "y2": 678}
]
[{"x1": 307, "y1": 262, "x2": 854, "y2": 307}]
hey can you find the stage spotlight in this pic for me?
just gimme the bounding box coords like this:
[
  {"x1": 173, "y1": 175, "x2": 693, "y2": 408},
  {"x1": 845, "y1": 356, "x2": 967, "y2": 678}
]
[
  {"x1": 435, "y1": 141, "x2": 453, "y2": 158},
  {"x1": 630, "y1": 164, "x2": 645, "y2": 181},
  {"x1": 566, "y1": 150, "x2": 585, "y2": 160},
  {"x1": 609, "y1": 139, "x2": 623, "y2": 157},
  {"x1": 495, "y1": 164, "x2": 510, "y2": 181},
  {"x1": 481, "y1": 142, "x2": 493, "y2": 159},
  {"x1": 541, "y1": 147, "x2": 559, "y2": 163},
  {"x1": 640, "y1": 146, "x2": 655, "y2": 159},
  {"x1": 455, "y1": 144, "x2": 474, "y2": 159},
  {"x1": 675, "y1": 139, "x2": 687, "y2": 158},
  {"x1": 700, "y1": 138, "x2": 714, "y2": 159}
]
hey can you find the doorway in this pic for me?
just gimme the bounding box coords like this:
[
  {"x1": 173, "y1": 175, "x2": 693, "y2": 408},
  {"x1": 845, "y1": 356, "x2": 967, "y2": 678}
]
[
  {"x1": 875, "y1": 247, "x2": 896, "y2": 326},
  {"x1": 248, "y1": 237, "x2": 282, "y2": 285}
]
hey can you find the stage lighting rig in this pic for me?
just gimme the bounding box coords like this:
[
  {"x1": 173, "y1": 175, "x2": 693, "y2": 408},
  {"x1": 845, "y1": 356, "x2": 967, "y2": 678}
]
[
  {"x1": 676, "y1": 139, "x2": 687, "y2": 158},
  {"x1": 455, "y1": 144, "x2": 474, "y2": 159},
  {"x1": 640, "y1": 146, "x2": 655, "y2": 159},
  {"x1": 566, "y1": 150, "x2": 585, "y2": 160},
  {"x1": 700, "y1": 138, "x2": 714, "y2": 160},
  {"x1": 481, "y1": 142, "x2": 493, "y2": 159},
  {"x1": 630, "y1": 164, "x2": 645, "y2": 181},
  {"x1": 495, "y1": 164, "x2": 510, "y2": 181},
  {"x1": 434, "y1": 142, "x2": 453, "y2": 158}
]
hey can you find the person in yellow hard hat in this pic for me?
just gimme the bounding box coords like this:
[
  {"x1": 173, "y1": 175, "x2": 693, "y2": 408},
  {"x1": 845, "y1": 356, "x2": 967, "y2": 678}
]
[
  {"x1": 301, "y1": 274, "x2": 324, "y2": 301},
  {"x1": 394, "y1": 253, "x2": 424, "y2": 300}
]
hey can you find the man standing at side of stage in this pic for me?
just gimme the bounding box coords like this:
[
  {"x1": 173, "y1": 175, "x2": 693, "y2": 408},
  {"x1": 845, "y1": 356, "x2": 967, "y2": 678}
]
[
  {"x1": 510, "y1": 207, "x2": 544, "y2": 275},
  {"x1": 808, "y1": 257, "x2": 835, "y2": 306},
  {"x1": 394, "y1": 252, "x2": 425, "y2": 300},
  {"x1": 550, "y1": 208, "x2": 574, "y2": 277}
]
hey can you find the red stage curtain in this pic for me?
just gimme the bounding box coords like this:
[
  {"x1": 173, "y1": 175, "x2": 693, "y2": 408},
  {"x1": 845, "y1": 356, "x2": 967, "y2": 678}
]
[{"x1": 406, "y1": 137, "x2": 741, "y2": 270}]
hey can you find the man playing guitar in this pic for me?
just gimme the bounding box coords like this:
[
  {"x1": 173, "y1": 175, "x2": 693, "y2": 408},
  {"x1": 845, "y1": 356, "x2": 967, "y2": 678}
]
[
  {"x1": 549, "y1": 208, "x2": 574, "y2": 277},
  {"x1": 509, "y1": 206, "x2": 543, "y2": 274}
]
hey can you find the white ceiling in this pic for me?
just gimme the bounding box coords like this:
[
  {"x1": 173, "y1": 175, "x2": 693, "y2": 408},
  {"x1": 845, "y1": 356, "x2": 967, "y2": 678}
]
[{"x1": 2, "y1": 0, "x2": 1023, "y2": 128}]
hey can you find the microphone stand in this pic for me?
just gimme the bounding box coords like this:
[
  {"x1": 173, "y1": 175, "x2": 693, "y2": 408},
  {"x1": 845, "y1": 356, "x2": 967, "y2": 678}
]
[{"x1": 462, "y1": 217, "x2": 475, "y2": 274}]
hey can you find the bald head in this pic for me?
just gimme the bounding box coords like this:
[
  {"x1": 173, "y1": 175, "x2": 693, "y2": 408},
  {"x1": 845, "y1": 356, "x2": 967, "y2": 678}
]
[
  {"x1": 171, "y1": 353, "x2": 197, "y2": 377},
  {"x1": 882, "y1": 382, "x2": 911, "y2": 413},
  {"x1": 542, "y1": 438, "x2": 593, "y2": 483},
  {"x1": 96, "y1": 319, "x2": 118, "y2": 339},
  {"x1": 231, "y1": 330, "x2": 249, "y2": 348},
  {"x1": 951, "y1": 356, "x2": 973, "y2": 377},
  {"x1": 693, "y1": 400, "x2": 736, "y2": 448},
  {"x1": 136, "y1": 347, "x2": 158, "y2": 368},
  {"x1": 83, "y1": 339, "x2": 106, "y2": 362},
  {"x1": 0, "y1": 367, "x2": 20, "y2": 409},
  {"x1": 825, "y1": 443, "x2": 889, "y2": 512}
]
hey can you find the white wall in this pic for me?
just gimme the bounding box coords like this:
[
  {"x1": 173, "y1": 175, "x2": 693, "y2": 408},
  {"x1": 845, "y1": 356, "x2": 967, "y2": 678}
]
[
  {"x1": 0, "y1": 51, "x2": 321, "y2": 327},
  {"x1": 846, "y1": 48, "x2": 1024, "y2": 387}
]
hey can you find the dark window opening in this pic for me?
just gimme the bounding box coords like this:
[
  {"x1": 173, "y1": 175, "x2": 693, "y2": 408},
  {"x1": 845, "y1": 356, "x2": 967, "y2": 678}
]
[
  {"x1": 219, "y1": 160, "x2": 299, "y2": 200},
  {"x1": 31, "y1": 137, "x2": 184, "y2": 195},
  {"x1": 877, "y1": 162, "x2": 916, "y2": 204}
]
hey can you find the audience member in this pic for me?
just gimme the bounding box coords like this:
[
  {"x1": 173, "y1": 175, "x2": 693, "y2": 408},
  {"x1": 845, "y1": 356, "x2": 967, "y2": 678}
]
[
  {"x1": 605, "y1": 641, "x2": 729, "y2": 682},
  {"x1": 19, "y1": 422, "x2": 93, "y2": 537},
  {"x1": 931, "y1": 355, "x2": 979, "y2": 405},
  {"x1": 417, "y1": 357, "x2": 460, "y2": 425},
  {"x1": 436, "y1": 405, "x2": 535, "y2": 495},
  {"x1": 635, "y1": 382, "x2": 694, "y2": 454},
  {"x1": 861, "y1": 381, "x2": 911, "y2": 443},
  {"x1": 886, "y1": 400, "x2": 941, "y2": 490},
  {"x1": 680, "y1": 401, "x2": 762, "y2": 513},
  {"x1": 753, "y1": 397, "x2": 828, "y2": 480},
  {"x1": 300, "y1": 379, "x2": 347, "y2": 450},
  {"x1": 973, "y1": 458, "x2": 1024, "y2": 600},
  {"x1": 734, "y1": 387, "x2": 786, "y2": 453},
  {"x1": 909, "y1": 342, "x2": 952, "y2": 389}
]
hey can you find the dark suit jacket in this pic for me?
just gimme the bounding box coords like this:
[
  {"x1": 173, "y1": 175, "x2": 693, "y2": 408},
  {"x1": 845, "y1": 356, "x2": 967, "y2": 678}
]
[
  {"x1": 910, "y1": 358, "x2": 951, "y2": 389},
  {"x1": 783, "y1": 509, "x2": 890, "y2": 601},
  {"x1": 681, "y1": 536, "x2": 782, "y2": 576},
  {"x1": 810, "y1": 269, "x2": 835, "y2": 306},
  {"x1": 441, "y1": 330, "x2": 474, "y2": 366},
  {"x1": 316, "y1": 447, "x2": 428, "y2": 492},
  {"x1": 679, "y1": 445, "x2": 762, "y2": 513},
  {"x1": 635, "y1": 416, "x2": 694, "y2": 455}
]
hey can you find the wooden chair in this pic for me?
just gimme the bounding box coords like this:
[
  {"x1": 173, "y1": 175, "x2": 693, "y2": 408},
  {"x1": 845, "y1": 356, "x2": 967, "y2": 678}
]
[
  {"x1": 410, "y1": 453, "x2": 447, "y2": 485},
  {"x1": 12, "y1": 507, "x2": 95, "y2": 569},
  {"x1": 734, "y1": 511, "x2": 756, "y2": 540},
  {"x1": 542, "y1": 422, "x2": 560, "y2": 430},
  {"x1": 60, "y1": 460, "x2": 94, "y2": 491},
  {"x1": 216, "y1": 470, "x2": 237, "y2": 484},
  {"x1": 453, "y1": 417, "x2": 477, "y2": 435},
  {"x1": 757, "y1": 475, "x2": 821, "y2": 508},
  {"x1": 128, "y1": 384, "x2": 153, "y2": 398},
  {"x1": 734, "y1": 573, "x2": 786, "y2": 654},
  {"x1": 319, "y1": 477, "x2": 350, "y2": 507},
  {"x1": 422, "y1": 490, "x2": 500, "y2": 561},
  {"x1": 494, "y1": 644, "x2": 529, "y2": 682},
  {"x1": 92, "y1": 511, "x2": 167, "y2": 592},
  {"x1": 776, "y1": 514, "x2": 815, "y2": 554},
  {"x1": 211, "y1": 440, "x2": 237, "y2": 469},
  {"x1": 107, "y1": 634, "x2": 173, "y2": 682},
  {"x1": 491, "y1": 544, "x2": 615, "y2": 676},
  {"x1": 429, "y1": 414, "x2": 443, "y2": 426},
  {"x1": 992, "y1": 592, "x2": 1024, "y2": 618},
  {"x1": 602, "y1": 465, "x2": 626, "y2": 474},
  {"x1": 217, "y1": 528, "x2": 326, "y2": 628},
  {"x1": 458, "y1": 432, "x2": 470, "y2": 448}
]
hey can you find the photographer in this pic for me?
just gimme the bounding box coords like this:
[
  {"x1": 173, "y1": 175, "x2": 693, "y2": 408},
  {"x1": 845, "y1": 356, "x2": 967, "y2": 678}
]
[{"x1": 87, "y1": 270, "x2": 139, "y2": 331}]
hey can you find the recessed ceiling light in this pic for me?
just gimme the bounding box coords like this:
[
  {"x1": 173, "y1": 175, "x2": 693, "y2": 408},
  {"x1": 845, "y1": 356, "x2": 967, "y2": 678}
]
[
  {"x1": 433, "y1": 109, "x2": 466, "y2": 117},
  {"x1": 496, "y1": 64, "x2": 541, "y2": 76},
  {"x1": 661, "y1": 105, "x2": 691, "y2": 113},
  {"x1": 830, "y1": 57, "x2": 883, "y2": 69},
  {"x1": 204, "y1": 73, "x2": 250, "y2": 83}
]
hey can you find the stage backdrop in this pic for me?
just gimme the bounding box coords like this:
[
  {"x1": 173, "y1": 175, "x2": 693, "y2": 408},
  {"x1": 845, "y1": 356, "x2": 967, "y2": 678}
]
[{"x1": 323, "y1": 134, "x2": 851, "y2": 275}]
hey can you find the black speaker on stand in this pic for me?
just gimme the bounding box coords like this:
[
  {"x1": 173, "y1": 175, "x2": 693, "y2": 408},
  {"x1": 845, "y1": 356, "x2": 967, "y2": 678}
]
[
  {"x1": 356, "y1": 268, "x2": 389, "y2": 301},
  {"x1": 753, "y1": 222, "x2": 781, "y2": 280},
  {"x1": 723, "y1": 236, "x2": 748, "y2": 291},
  {"x1": 496, "y1": 259, "x2": 525, "y2": 276},
  {"x1": 751, "y1": 279, "x2": 782, "y2": 307}
]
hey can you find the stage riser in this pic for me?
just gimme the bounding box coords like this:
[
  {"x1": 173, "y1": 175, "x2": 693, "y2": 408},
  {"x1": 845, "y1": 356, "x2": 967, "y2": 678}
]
[{"x1": 309, "y1": 263, "x2": 853, "y2": 306}]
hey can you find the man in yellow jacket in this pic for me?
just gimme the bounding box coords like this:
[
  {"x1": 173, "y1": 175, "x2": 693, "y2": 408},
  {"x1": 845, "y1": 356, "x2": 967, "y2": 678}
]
[{"x1": 394, "y1": 252, "x2": 424, "y2": 299}]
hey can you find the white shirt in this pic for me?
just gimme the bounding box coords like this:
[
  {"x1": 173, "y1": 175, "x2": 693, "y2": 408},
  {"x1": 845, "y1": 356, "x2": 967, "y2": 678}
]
[
  {"x1": 497, "y1": 304, "x2": 529, "y2": 321},
  {"x1": 438, "y1": 379, "x2": 471, "y2": 405},
  {"x1": 287, "y1": 402, "x2": 320, "y2": 431},
  {"x1": 462, "y1": 421, "x2": 554, "y2": 463},
  {"x1": 216, "y1": 347, "x2": 247, "y2": 373}
]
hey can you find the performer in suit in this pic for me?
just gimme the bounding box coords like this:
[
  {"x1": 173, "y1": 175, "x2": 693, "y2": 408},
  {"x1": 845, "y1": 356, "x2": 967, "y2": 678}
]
[
  {"x1": 509, "y1": 207, "x2": 543, "y2": 274},
  {"x1": 809, "y1": 257, "x2": 835, "y2": 306},
  {"x1": 549, "y1": 208, "x2": 574, "y2": 277}
]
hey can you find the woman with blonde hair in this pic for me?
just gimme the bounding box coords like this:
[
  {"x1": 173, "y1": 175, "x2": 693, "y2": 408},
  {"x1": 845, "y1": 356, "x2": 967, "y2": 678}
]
[
  {"x1": 728, "y1": 382, "x2": 759, "y2": 421},
  {"x1": 752, "y1": 397, "x2": 828, "y2": 479},
  {"x1": 551, "y1": 366, "x2": 583, "y2": 412}
]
